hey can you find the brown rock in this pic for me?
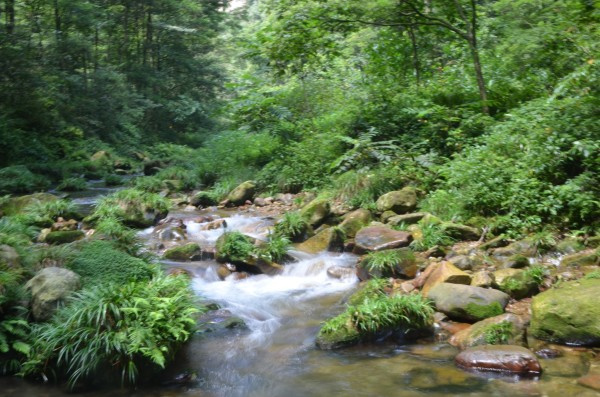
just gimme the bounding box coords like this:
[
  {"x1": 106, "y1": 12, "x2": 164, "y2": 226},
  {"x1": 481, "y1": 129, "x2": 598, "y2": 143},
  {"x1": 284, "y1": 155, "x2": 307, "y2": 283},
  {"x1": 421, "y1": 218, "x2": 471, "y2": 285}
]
[
  {"x1": 51, "y1": 217, "x2": 78, "y2": 231},
  {"x1": 422, "y1": 261, "x2": 472, "y2": 296},
  {"x1": 353, "y1": 226, "x2": 413, "y2": 254},
  {"x1": 326, "y1": 266, "x2": 356, "y2": 279},
  {"x1": 450, "y1": 313, "x2": 527, "y2": 349},
  {"x1": 455, "y1": 345, "x2": 542, "y2": 375},
  {"x1": 471, "y1": 271, "x2": 494, "y2": 288},
  {"x1": 200, "y1": 219, "x2": 227, "y2": 231},
  {"x1": 578, "y1": 374, "x2": 600, "y2": 391}
]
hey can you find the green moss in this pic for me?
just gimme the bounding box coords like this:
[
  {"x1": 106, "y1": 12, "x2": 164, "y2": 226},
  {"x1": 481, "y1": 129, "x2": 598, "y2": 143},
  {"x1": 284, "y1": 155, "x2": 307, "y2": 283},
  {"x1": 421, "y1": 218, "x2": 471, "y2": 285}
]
[
  {"x1": 348, "y1": 278, "x2": 389, "y2": 306},
  {"x1": 68, "y1": 241, "x2": 155, "y2": 286},
  {"x1": 45, "y1": 230, "x2": 85, "y2": 245},
  {"x1": 361, "y1": 249, "x2": 416, "y2": 278},
  {"x1": 215, "y1": 232, "x2": 256, "y2": 263},
  {"x1": 465, "y1": 302, "x2": 504, "y2": 321},
  {"x1": 163, "y1": 243, "x2": 201, "y2": 261},
  {"x1": 316, "y1": 311, "x2": 361, "y2": 349}
]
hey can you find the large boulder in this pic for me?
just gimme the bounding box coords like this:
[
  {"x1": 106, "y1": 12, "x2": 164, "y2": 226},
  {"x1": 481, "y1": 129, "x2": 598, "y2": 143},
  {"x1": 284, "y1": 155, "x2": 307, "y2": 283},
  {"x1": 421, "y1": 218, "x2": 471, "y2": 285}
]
[
  {"x1": 300, "y1": 198, "x2": 331, "y2": 227},
  {"x1": 493, "y1": 268, "x2": 538, "y2": 299},
  {"x1": 338, "y1": 209, "x2": 371, "y2": 238},
  {"x1": 0, "y1": 193, "x2": 58, "y2": 216},
  {"x1": 421, "y1": 261, "x2": 472, "y2": 296},
  {"x1": 26, "y1": 267, "x2": 81, "y2": 321},
  {"x1": 226, "y1": 181, "x2": 256, "y2": 206},
  {"x1": 295, "y1": 227, "x2": 344, "y2": 254},
  {"x1": 427, "y1": 283, "x2": 510, "y2": 322},
  {"x1": 353, "y1": 226, "x2": 412, "y2": 254},
  {"x1": 530, "y1": 278, "x2": 600, "y2": 346},
  {"x1": 450, "y1": 313, "x2": 527, "y2": 349},
  {"x1": 386, "y1": 212, "x2": 427, "y2": 227},
  {"x1": 455, "y1": 345, "x2": 542, "y2": 375},
  {"x1": 375, "y1": 187, "x2": 418, "y2": 214},
  {"x1": 0, "y1": 244, "x2": 20, "y2": 268}
]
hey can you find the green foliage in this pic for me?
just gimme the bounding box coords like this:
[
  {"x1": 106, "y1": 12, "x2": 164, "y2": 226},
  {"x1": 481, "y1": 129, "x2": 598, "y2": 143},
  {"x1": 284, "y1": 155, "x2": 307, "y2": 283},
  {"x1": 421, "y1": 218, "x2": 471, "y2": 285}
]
[
  {"x1": 584, "y1": 270, "x2": 600, "y2": 280},
  {"x1": 362, "y1": 249, "x2": 415, "y2": 278},
  {"x1": 258, "y1": 234, "x2": 291, "y2": 263},
  {"x1": 67, "y1": 241, "x2": 155, "y2": 286},
  {"x1": 0, "y1": 217, "x2": 37, "y2": 247},
  {"x1": 23, "y1": 275, "x2": 199, "y2": 386},
  {"x1": 91, "y1": 189, "x2": 170, "y2": 225},
  {"x1": 217, "y1": 232, "x2": 256, "y2": 263},
  {"x1": 523, "y1": 265, "x2": 548, "y2": 286},
  {"x1": 94, "y1": 217, "x2": 139, "y2": 250},
  {"x1": 483, "y1": 321, "x2": 513, "y2": 345},
  {"x1": 56, "y1": 177, "x2": 87, "y2": 192},
  {"x1": 348, "y1": 278, "x2": 390, "y2": 306},
  {"x1": 103, "y1": 174, "x2": 123, "y2": 187},
  {"x1": 465, "y1": 302, "x2": 504, "y2": 321},
  {"x1": 410, "y1": 221, "x2": 455, "y2": 251},
  {"x1": 274, "y1": 212, "x2": 310, "y2": 241},
  {"x1": 23, "y1": 199, "x2": 80, "y2": 226},
  {"x1": 0, "y1": 166, "x2": 48, "y2": 195}
]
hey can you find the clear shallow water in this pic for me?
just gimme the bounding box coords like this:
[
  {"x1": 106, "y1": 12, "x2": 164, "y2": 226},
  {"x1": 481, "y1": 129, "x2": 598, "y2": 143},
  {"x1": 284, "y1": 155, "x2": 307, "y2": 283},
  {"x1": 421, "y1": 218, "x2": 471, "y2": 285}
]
[{"x1": 2, "y1": 204, "x2": 599, "y2": 397}]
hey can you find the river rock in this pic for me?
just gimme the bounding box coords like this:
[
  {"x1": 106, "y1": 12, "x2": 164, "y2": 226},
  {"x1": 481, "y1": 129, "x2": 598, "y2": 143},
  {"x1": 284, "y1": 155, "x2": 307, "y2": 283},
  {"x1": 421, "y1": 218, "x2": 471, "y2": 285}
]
[
  {"x1": 357, "y1": 248, "x2": 417, "y2": 280},
  {"x1": 0, "y1": 244, "x2": 20, "y2": 269},
  {"x1": 196, "y1": 309, "x2": 247, "y2": 333},
  {"x1": 471, "y1": 271, "x2": 494, "y2": 288},
  {"x1": 491, "y1": 240, "x2": 536, "y2": 260},
  {"x1": 300, "y1": 198, "x2": 331, "y2": 227},
  {"x1": 26, "y1": 267, "x2": 81, "y2": 321},
  {"x1": 51, "y1": 217, "x2": 78, "y2": 231},
  {"x1": 560, "y1": 249, "x2": 599, "y2": 267},
  {"x1": 493, "y1": 268, "x2": 538, "y2": 299},
  {"x1": 387, "y1": 212, "x2": 427, "y2": 227},
  {"x1": 450, "y1": 313, "x2": 527, "y2": 349},
  {"x1": 455, "y1": 345, "x2": 542, "y2": 375},
  {"x1": 339, "y1": 209, "x2": 371, "y2": 238},
  {"x1": 427, "y1": 283, "x2": 510, "y2": 322},
  {"x1": 421, "y1": 261, "x2": 472, "y2": 296},
  {"x1": 45, "y1": 230, "x2": 85, "y2": 244},
  {"x1": 190, "y1": 191, "x2": 217, "y2": 207},
  {"x1": 375, "y1": 187, "x2": 418, "y2": 214},
  {"x1": 327, "y1": 266, "x2": 356, "y2": 279},
  {"x1": 578, "y1": 374, "x2": 600, "y2": 392},
  {"x1": 200, "y1": 219, "x2": 227, "y2": 231},
  {"x1": 153, "y1": 220, "x2": 187, "y2": 241},
  {"x1": 226, "y1": 181, "x2": 256, "y2": 206},
  {"x1": 353, "y1": 226, "x2": 412, "y2": 254},
  {"x1": 0, "y1": 193, "x2": 58, "y2": 216},
  {"x1": 530, "y1": 278, "x2": 600, "y2": 346},
  {"x1": 440, "y1": 222, "x2": 480, "y2": 241},
  {"x1": 295, "y1": 227, "x2": 344, "y2": 254},
  {"x1": 501, "y1": 254, "x2": 530, "y2": 269},
  {"x1": 163, "y1": 243, "x2": 202, "y2": 261}
]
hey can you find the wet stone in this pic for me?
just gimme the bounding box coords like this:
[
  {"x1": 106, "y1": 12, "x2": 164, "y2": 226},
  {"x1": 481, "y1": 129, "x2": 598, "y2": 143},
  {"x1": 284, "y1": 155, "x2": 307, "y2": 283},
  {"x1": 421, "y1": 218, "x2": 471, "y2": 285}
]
[
  {"x1": 455, "y1": 345, "x2": 542, "y2": 376},
  {"x1": 196, "y1": 309, "x2": 247, "y2": 333}
]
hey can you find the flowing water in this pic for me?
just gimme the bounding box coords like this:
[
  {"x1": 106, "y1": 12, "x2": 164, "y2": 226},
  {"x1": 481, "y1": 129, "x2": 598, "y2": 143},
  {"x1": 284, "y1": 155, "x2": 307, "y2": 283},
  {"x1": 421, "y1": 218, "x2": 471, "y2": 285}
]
[{"x1": 1, "y1": 195, "x2": 598, "y2": 396}]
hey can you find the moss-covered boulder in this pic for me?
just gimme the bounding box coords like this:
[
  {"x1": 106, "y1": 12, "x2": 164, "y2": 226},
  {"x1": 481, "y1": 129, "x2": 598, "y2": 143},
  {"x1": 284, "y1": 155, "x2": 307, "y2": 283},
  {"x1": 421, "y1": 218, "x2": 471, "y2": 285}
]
[
  {"x1": 440, "y1": 222, "x2": 480, "y2": 241},
  {"x1": 26, "y1": 267, "x2": 81, "y2": 321},
  {"x1": 493, "y1": 268, "x2": 539, "y2": 299},
  {"x1": 338, "y1": 209, "x2": 371, "y2": 238},
  {"x1": 530, "y1": 278, "x2": 600, "y2": 346},
  {"x1": 387, "y1": 212, "x2": 427, "y2": 227},
  {"x1": 427, "y1": 283, "x2": 510, "y2": 322},
  {"x1": 353, "y1": 226, "x2": 412, "y2": 254},
  {"x1": 300, "y1": 198, "x2": 331, "y2": 227},
  {"x1": 501, "y1": 254, "x2": 530, "y2": 269},
  {"x1": 357, "y1": 248, "x2": 417, "y2": 280},
  {"x1": 45, "y1": 230, "x2": 85, "y2": 245},
  {"x1": 560, "y1": 249, "x2": 599, "y2": 267},
  {"x1": 190, "y1": 191, "x2": 218, "y2": 207},
  {"x1": 163, "y1": 243, "x2": 202, "y2": 261},
  {"x1": 226, "y1": 181, "x2": 256, "y2": 206},
  {"x1": 450, "y1": 313, "x2": 527, "y2": 349},
  {"x1": 375, "y1": 187, "x2": 418, "y2": 214},
  {"x1": 295, "y1": 227, "x2": 344, "y2": 254},
  {"x1": 0, "y1": 192, "x2": 58, "y2": 216}
]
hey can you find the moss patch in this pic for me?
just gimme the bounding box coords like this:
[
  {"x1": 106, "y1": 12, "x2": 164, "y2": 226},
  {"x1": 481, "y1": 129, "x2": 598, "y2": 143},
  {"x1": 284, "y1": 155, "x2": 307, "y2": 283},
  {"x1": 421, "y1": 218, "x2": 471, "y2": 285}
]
[{"x1": 465, "y1": 302, "x2": 504, "y2": 321}]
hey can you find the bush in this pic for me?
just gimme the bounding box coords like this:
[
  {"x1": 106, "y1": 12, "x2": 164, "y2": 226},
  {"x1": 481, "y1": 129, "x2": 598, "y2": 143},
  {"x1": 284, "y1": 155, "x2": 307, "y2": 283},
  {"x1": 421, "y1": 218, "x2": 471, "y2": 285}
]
[
  {"x1": 22, "y1": 199, "x2": 80, "y2": 226},
  {"x1": 258, "y1": 234, "x2": 290, "y2": 263},
  {"x1": 216, "y1": 231, "x2": 256, "y2": 263},
  {"x1": 103, "y1": 174, "x2": 123, "y2": 187},
  {"x1": 0, "y1": 166, "x2": 48, "y2": 195},
  {"x1": 90, "y1": 189, "x2": 170, "y2": 228},
  {"x1": 410, "y1": 221, "x2": 455, "y2": 251},
  {"x1": 23, "y1": 275, "x2": 199, "y2": 386},
  {"x1": 67, "y1": 241, "x2": 155, "y2": 286}
]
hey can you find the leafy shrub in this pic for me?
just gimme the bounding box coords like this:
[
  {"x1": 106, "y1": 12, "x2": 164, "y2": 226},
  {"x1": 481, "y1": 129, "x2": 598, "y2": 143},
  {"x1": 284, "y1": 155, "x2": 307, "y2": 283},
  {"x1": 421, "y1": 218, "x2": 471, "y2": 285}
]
[
  {"x1": 23, "y1": 199, "x2": 80, "y2": 225},
  {"x1": 56, "y1": 177, "x2": 87, "y2": 192},
  {"x1": 348, "y1": 278, "x2": 390, "y2": 306},
  {"x1": 258, "y1": 234, "x2": 290, "y2": 263},
  {"x1": 410, "y1": 221, "x2": 455, "y2": 251},
  {"x1": 216, "y1": 232, "x2": 256, "y2": 263},
  {"x1": 0, "y1": 166, "x2": 48, "y2": 195},
  {"x1": 103, "y1": 174, "x2": 123, "y2": 187},
  {"x1": 91, "y1": 189, "x2": 170, "y2": 226},
  {"x1": 94, "y1": 217, "x2": 139, "y2": 251},
  {"x1": 24, "y1": 275, "x2": 199, "y2": 386},
  {"x1": 273, "y1": 211, "x2": 310, "y2": 241},
  {"x1": 67, "y1": 241, "x2": 155, "y2": 286}
]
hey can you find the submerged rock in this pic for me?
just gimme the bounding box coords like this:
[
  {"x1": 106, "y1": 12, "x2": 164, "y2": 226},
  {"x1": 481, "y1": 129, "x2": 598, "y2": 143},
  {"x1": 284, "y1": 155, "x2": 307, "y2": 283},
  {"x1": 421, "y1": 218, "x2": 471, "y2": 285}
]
[
  {"x1": 196, "y1": 309, "x2": 247, "y2": 333},
  {"x1": 26, "y1": 267, "x2": 81, "y2": 321},
  {"x1": 455, "y1": 345, "x2": 542, "y2": 375},
  {"x1": 530, "y1": 278, "x2": 600, "y2": 346}
]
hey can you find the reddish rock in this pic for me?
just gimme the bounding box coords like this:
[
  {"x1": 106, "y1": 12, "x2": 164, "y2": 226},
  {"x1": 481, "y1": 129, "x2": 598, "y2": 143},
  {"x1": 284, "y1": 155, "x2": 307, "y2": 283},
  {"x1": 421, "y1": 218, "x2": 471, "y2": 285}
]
[
  {"x1": 441, "y1": 322, "x2": 472, "y2": 335},
  {"x1": 421, "y1": 261, "x2": 472, "y2": 296},
  {"x1": 353, "y1": 226, "x2": 413, "y2": 254},
  {"x1": 577, "y1": 374, "x2": 600, "y2": 391},
  {"x1": 455, "y1": 345, "x2": 542, "y2": 375}
]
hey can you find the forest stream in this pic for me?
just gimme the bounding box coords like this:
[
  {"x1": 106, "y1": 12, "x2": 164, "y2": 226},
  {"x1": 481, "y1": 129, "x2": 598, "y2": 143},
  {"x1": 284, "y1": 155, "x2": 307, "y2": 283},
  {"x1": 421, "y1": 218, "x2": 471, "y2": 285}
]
[{"x1": 0, "y1": 185, "x2": 598, "y2": 397}]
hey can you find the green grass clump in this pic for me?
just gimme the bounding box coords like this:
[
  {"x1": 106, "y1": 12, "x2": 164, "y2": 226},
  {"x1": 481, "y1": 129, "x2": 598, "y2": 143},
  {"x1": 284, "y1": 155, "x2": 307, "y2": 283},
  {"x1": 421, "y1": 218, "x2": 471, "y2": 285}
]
[
  {"x1": 523, "y1": 264, "x2": 547, "y2": 285},
  {"x1": 67, "y1": 240, "x2": 155, "y2": 286},
  {"x1": 361, "y1": 249, "x2": 415, "y2": 278},
  {"x1": 584, "y1": 270, "x2": 600, "y2": 280},
  {"x1": 23, "y1": 275, "x2": 199, "y2": 387},
  {"x1": 0, "y1": 166, "x2": 48, "y2": 195},
  {"x1": 465, "y1": 302, "x2": 504, "y2": 321},
  {"x1": 483, "y1": 321, "x2": 513, "y2": 345},
  {"x1": 103, "y1": 174, "x2": 123, "y2": 187},
  {"x1": 90, "y1": 189, "x2": 170, "y2": 227},
  {"x1": 258, "y1": 234, "x2": 291, "y2": 263},
  {"x1": 56, "y1": 177, "x2": 87, "y2": 192},
  {"x1": 22, "y1": 199, "x2": 80, "y2": 226},
  {"x1": 216, "y1": 231, "x2": 256, "y2": 263},
  {"x1": 274, "y1": 211, "x2": 310, "y2": 241},
  {"x1": 410, "y1": 221, "x2": 455, "y2": 251},
  {"x1": 348, "y1": 278, "x2": 389, "y2": 306},
  {"x1": 131, "y1": 176, "x2": 165, "y2": 193}
]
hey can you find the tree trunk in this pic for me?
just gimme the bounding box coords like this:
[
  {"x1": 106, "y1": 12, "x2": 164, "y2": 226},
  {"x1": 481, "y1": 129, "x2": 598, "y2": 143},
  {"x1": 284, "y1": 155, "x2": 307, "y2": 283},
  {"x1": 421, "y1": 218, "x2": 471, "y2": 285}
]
[
  {"x1": 5, "y1": 0, "x2": 15, "y2": 34},
  {"x1": 467, "y1": 38, "x2": 489, "y2": 115},
  {"x1": 407, "y1": 26, "x2": 421, "y2": 90}
]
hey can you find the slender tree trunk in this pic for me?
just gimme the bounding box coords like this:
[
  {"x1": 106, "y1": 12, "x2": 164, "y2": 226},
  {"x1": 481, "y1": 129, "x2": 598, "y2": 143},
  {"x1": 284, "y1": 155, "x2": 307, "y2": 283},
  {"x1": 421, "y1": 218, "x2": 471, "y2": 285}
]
[
  {"x1": 53, "y1": 0, "x2": 61, "y2": 40},
  {"x1": 467, "y1": 38, "x2": 489, "y2": 114},
  {"x1": 143, "y1": 8, "x2": 152, "y2": 66},
  {"x1": 407, "y1": 26, "x2": 421, "y2": 90},
  {"x1": 5, "y1": 0, "x2": 15, "y2": 34}
]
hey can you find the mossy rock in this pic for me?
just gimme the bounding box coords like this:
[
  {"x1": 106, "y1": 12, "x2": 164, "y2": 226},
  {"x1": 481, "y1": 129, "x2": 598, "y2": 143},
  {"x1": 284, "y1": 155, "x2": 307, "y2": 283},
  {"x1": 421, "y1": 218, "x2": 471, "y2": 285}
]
[
  {"x1": 560, "y1": 249, "x2": 599, "y2": 267},
  {"x1": 502, "y1": 254, "x2": 530, "y2": 269},
  {"x1": 315, "y1": 311, "x2": 361, "y2": 350},
  {"x1": 427, "y1": 283, "x2": 510, "y2": 322},
  {"x1": 493, "y1": 268, "x2": 538, "y2": 299},
  {"x1": 163, "y1": 243, "x2": 202, "y2": 261},
  {"x1": 357, "y1": 248, "x2": 417, "y2": 280},
  {"x1": 215, "y1": 232, "x2": 255, "y2": 263},
  {"x1": 294, "y1": 227, "x2": 344, "y2": 254},
  {"x1": 190, "y1": 191, "x2": 218, "y2": 207},
  {"x1": 1, "y1": 193, "x2": 58, "y2": 216},
  {"x1": 226, "y1": 181, "x2": 256, "y2": 205},
  {"x1": 530, "y1": 278, "x2": 600, "y2": 346},
  {"x1": 45, "y1": 230, "x2": 85, "y2": 245},
  {"x1": 300, "y1": 198, "x2": 331, "y2": 227},
  {"x1": 375, "y1": 187, "x2": 418, "y2": 214},
  {"x1": 387, "y1": 212, "x2": 427, "y2": 227},
  {"x1": 440, "y1": 222, "x2": 480, "y2": 241},
  {"x1": 339, "y1": 209, "x2": 371, "y2": 238},
  {"x1": 450, "y1": 314, "x2": 526, "y2": 350}
]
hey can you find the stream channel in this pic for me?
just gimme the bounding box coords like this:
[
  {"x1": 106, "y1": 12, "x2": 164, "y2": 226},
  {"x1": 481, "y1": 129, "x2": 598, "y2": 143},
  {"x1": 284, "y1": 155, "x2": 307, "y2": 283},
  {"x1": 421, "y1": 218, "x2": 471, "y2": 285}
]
[{"x1": 0, "y1": 183, "x2": 598, "y2": 397}]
